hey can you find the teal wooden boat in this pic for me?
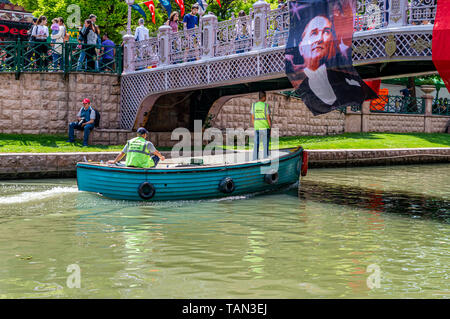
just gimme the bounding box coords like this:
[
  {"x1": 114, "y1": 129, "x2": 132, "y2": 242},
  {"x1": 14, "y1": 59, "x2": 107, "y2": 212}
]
[{"x1": 76, "y1": 147, "x2": 308, "y2": 201}]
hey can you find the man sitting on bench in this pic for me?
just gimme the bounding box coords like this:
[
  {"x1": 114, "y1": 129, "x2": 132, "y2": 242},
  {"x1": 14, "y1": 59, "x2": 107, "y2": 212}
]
[{"x1": 67, "y1": 98, "x2": 95, "y2": 147}]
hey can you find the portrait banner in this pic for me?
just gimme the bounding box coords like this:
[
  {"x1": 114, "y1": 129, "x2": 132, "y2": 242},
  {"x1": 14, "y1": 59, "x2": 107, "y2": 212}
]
[{"x1": 285, "y1": 0, "x2": 377, "y2": 116}]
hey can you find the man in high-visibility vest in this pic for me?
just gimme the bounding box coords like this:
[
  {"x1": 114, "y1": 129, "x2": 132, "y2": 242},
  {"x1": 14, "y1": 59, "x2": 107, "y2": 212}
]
[
  {"x1": 107, "y1": 127, "x2": 165, "y2": 168},
  {"x1": 251, "y1": 91, "x2": 271, "y2": 160}
]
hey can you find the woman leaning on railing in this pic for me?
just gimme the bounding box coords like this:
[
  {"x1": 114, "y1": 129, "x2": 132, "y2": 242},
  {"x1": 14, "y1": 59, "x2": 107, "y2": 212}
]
[
  {"x1": 32, "y1": 15, "x2": 49, "y2": 71},
  {"x1": 50, "y1": 17, "x2": 66, "y2": 71}
]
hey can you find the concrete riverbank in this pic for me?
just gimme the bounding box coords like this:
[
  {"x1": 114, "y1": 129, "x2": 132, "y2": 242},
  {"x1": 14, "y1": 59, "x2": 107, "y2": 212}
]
[{"x1": 0, "y1": 148, "x2": 449, "y2": 179}]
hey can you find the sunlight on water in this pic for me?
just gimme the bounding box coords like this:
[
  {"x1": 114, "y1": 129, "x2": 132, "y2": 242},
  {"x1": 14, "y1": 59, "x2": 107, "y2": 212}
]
[
  {"x1": 0, "y1": 165, "x2": 448, "y2": 298},
  {"x1": 0, "y1": 187, "x2": 78, "y2": 205}
]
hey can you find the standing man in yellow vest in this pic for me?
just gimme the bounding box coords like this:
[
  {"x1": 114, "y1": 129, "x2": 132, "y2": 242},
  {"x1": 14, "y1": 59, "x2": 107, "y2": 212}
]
[
  {"x1": 251, "y1": 91, "x2": 271, "y2": 160},
  {"x1": 107, "y1": 127, "x2": 165, "y2": 168}
]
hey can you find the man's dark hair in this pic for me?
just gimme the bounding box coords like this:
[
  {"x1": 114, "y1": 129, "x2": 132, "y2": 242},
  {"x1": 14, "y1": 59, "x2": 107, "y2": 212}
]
[
  {"x1": 89, "y1": 14, "x2": 97, "y2": 19},
  {"x1": 259, "y1": 91, "x2": 266, "y2": 100},
  {"x1": 192, "y1": 4, "x2": 199, "y2": 10}
]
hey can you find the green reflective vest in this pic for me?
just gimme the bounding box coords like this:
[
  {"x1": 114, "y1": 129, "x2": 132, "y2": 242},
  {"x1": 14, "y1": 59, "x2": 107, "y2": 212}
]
[
  {"x1": 252, "y1": 101, "x2": 270, "y2": 130},
  {"x1": 125, "y1": 137, "x2": 155, "y2": 168}
]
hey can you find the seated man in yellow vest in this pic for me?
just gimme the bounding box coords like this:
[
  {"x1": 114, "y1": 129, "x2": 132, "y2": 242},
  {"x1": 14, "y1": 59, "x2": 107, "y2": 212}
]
[
  {"x1": 251, "y1": 91, "x2": 271, "y2": 160},
  {"x1": 107, "y1": 127, "x2": 165, "y2": 168}
]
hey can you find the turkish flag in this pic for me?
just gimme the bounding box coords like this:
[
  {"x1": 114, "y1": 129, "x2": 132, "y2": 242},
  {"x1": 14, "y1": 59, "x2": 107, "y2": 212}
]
[
  {"x1": 175, "y1": 0, "x2": 185, "y2": 17},
  {"x1": 216, "y1": 0, "x2": 221, "y2": 7},
  {"x1": 144, "y1": 0, "x2": 156, "y2": 24},
  {"x1": 433, "y1": 0, "x2": 450, "y2": 91}
]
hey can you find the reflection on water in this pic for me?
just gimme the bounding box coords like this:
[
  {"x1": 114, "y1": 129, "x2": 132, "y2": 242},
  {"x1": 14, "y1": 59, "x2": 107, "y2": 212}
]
[{"x1": 0, "y1": 164, "x2": 448, "y2": 298}]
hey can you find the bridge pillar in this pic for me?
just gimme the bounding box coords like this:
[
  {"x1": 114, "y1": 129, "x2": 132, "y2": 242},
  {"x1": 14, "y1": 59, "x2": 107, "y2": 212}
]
[
  {"x1": 361, "y1": 100, "x2": 371, "y2": 132},
  {"x1": 201, "y1": 13, "x2": 218, "y2": 59},
  {"x1": 422, "y1": 85, "x2": 436, "y2": 133},
  {"x1": 158, "y1": 25, "x2": 171, "y2": 66},
  {"x1": 122, "y1": 34, "x2": 136, "y2": 74},
  {"x1": 252, "y1": 0, "x2": 270, "y2": 50}
]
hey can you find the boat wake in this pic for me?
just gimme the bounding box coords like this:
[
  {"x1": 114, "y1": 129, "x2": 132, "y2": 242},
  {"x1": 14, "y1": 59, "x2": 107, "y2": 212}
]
[{"x1": 0, "y1": 187, "x2": 78, "y2": 205}]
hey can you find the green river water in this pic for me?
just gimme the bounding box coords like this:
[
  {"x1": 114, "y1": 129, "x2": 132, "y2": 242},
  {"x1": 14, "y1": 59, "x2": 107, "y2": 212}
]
[{"x1": 0, "y1": 164, "x2": 448, "y2": 298}]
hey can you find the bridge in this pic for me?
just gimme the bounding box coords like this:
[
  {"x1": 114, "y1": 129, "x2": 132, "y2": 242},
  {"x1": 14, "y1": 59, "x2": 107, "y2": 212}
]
[{"x1": 119, "y1": 0, "x2": 437, "y2": 132}]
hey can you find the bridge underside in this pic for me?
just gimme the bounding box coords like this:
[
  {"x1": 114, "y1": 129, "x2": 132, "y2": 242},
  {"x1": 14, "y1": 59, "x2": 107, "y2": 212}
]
[
  {"x1": 135, "y1": 60, "x2": 437, "y2": 133},
  {"x1": 138, "y1": 77, "x2": 293, "y2": 132}
]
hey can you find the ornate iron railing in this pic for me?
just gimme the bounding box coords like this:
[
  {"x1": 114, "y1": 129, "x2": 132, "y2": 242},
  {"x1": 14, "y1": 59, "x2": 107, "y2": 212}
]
[
  {"x1": 432, "y1": 97, "x2": 450, "y2": 116},
  {"x1": 354, "y1": 0, "x2": 388, "y2": 32},
  {"x1": 0, "y1": 40, "x2": 123, "y2": 75},
  {"x1": 408, "y1": 0, "x2": 437, "y2": 25},
  {"x1": 215, "y1": 15, "x2": 253, "y2": 57},
  {"x1": 370, "y1": 95, "x2": 425, "y2": 114},
  {"x1": 169, "y1": 27, "x2": 202, "y2": 64},
  {"x1": 134, "y1": 37, "x2": 159, "y2": 70},
  {"x1": 266, "y1": 6, "x2": 290, "y2": 48}
]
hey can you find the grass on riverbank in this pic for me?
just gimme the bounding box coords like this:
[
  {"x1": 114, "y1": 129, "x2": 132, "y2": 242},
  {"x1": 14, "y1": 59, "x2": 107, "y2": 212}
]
[
  {"x1": 0, "y1": 134, "x2": 124, "y2": 153},
  {"x1": 0, "y1": 132, "x2": 449, "y2": 153},
  {"x1": 275, "y1": 132, "x2": 450, "y2": 150}
]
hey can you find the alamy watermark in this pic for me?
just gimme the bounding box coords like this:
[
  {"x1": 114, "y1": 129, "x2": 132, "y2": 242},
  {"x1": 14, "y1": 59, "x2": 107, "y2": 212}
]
[
  {"x1": 366, "y1": 263, "x2": 381, "y2": 289},
  {"x1": 66, "y1": 264, "x2": 81, "y2": 288},
  {"x1": 170, "y1": 120, "x2": 280, "y2": 174}
]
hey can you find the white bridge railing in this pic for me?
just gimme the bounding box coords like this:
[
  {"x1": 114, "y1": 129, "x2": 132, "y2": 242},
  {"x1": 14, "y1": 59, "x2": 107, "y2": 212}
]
[{"x1": 122, "y1": 0, "x2": 437, "y2": 74}]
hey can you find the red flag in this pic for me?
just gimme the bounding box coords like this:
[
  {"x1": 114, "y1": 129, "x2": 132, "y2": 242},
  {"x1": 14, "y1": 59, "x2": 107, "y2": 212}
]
[
  {"x1": 433, "y1": 0, "x2": 450, "y2": 91},
  {"x1": 364, "y1": 80, "x2": 381, "y2": 96},
  {"x1": 175, "y1": 0, "x2": 185, "y2": 17},
  {"x1": 144, "y1": 0, "x2": 156, "y2": 24},
  {"x1": 216, "y1": 0, "x2": 221, "y2": 7}
]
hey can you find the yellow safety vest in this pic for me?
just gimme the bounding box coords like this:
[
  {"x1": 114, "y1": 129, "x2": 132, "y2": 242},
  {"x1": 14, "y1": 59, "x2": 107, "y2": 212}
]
[
  {"x1": 125, "y1": 137, "x2": 155, "y2": 168},
  {"x1": 252, "y1": 102, "x2": 270, "y2": 130}
]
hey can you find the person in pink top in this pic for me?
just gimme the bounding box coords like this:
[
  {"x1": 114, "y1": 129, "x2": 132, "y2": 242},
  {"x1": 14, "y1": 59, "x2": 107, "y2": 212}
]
[{"x1": 166, "y1": 11, "x2": 180, "y2": 33}]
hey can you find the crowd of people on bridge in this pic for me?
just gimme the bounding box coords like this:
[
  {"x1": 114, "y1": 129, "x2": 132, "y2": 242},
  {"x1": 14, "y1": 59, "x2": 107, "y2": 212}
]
[{"x1": 0, "y1": 13, "x2": 117, "y2": 73}]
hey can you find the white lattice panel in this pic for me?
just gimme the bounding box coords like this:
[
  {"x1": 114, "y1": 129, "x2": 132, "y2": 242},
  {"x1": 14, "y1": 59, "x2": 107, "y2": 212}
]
[{"x1": 352, "y1": 29, "x2": 432, "y2": 64}]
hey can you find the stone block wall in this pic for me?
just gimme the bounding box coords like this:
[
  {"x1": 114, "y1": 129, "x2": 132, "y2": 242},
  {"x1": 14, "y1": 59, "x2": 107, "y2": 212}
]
[
  {"x1": 211, "y1": 92, "x2": 346, "y2": 136},
  {"x1": 1, "y1": 72, "x2": 449, "y2": 147},
  {"x1": 0, "y1": 73, "x2": 121, "y2": 135},
  {"x1": 366, "y1": 114, "x2": 425, "y2": 132}
]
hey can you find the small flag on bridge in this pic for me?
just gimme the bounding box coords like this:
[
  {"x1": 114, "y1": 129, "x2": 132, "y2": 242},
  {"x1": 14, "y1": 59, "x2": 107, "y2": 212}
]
[
  {"x1": 159, "y1": 0, "x2": 172, "y2": 17},
  {"x1": 197, "y1": 0, "x2": 205, "y2": 11},
  {"x1": 175, "y1": 0, "x2": 185, "y2": 17},
  {"x1": 144, "y1": 0, "x2": 156, "y2": 24},
  {"x1": 131, "y1": 3, "x2": 147, "y2": 20},
  {"x1": 285, "y1": 0, "x2": 377, "y2": 116}
]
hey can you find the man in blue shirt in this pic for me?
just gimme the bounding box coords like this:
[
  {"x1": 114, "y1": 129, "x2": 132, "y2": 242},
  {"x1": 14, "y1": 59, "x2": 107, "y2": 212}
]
[
  {"x1": 67, "y1": 98, "x2": 96, "y2": 146},
  {"x1": 183, "y1": 4, "x2": 199, "y2": 30},
  {"x1": 101, "y1": 34, "x2": 116, "y2": 71}
]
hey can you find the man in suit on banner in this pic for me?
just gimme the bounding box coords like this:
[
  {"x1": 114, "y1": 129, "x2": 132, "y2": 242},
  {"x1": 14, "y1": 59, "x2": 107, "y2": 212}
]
[{"x1": 285, "y1": 0, "x2": 376, "y2": 115}]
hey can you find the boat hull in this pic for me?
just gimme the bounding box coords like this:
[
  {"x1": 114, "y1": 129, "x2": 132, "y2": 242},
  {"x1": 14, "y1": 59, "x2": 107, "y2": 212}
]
[{"x1": 76, "y1": 148, "x2": 304, "y2": 201}]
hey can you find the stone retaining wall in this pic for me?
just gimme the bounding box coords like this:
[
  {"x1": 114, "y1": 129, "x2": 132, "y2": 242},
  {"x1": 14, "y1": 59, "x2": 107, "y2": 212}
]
[
  {"x1": 366, "y1": 114, "x2": 426, "y2": 132},
  {"x1": 1, "y1": 148, "x2": 448, "y2": 179},
  {"x1": 1, "y1": 73, "x2": 449, "y2": 144},
  {"x1": 0, "y1": 73, "x2": 121, "y2": 135}
]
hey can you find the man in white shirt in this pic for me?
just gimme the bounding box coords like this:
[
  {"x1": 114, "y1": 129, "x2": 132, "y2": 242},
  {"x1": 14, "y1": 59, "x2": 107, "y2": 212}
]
[{"x1": 134, "y1": 18, "x2": 149, "y2": 42}]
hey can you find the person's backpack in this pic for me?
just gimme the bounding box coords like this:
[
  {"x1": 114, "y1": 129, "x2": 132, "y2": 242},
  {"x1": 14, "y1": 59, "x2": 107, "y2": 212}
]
[
  {"x1": 63, "y1": 28, "x2": 70, "y2": 42},
  {"x1": 92, "y1": 107, "x2": 100, "y2": 128},
  {"x1": 28, "y1": 25, "x2": 36, "y2": 41}
]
